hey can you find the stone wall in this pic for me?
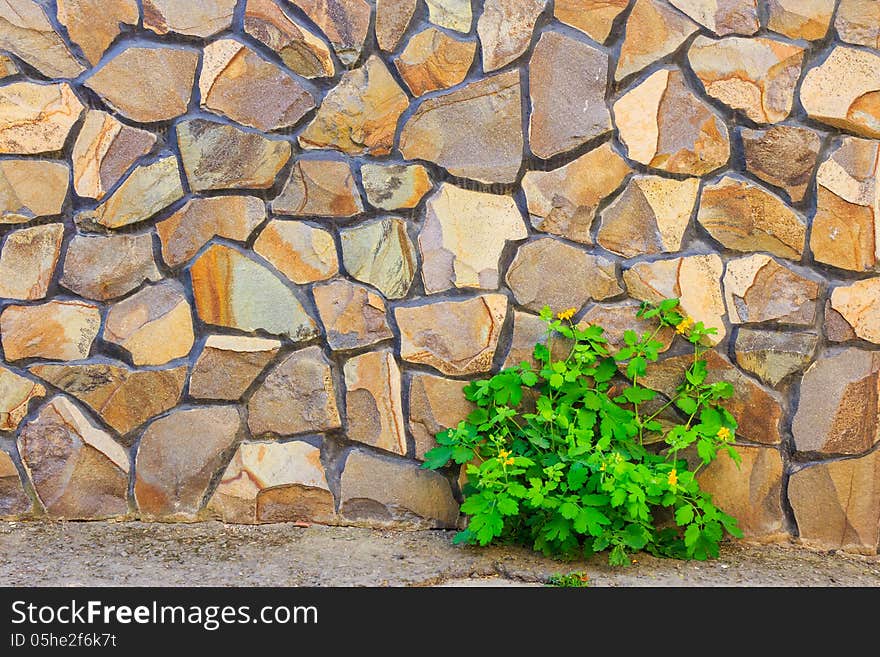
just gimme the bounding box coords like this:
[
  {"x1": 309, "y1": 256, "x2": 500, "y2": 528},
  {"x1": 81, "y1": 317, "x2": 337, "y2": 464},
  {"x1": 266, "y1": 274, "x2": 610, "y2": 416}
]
[{"x1": 0, "y1": 0, "x2": 878, "y2": 554}]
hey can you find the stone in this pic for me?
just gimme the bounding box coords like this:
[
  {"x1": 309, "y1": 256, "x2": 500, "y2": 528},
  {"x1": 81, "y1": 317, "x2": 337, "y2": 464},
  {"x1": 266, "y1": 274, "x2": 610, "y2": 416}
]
[
  {"x1": 408, "y1": 373, "x2": 474, "y2": 460},
  {"x1": 208, "y1": 441, "x2": 335, "y2": 524},
  {"x1": 0, "y1": 366, "x2": 45, "y2": 431},
  {"x1": 376, "y1": 0, "x2": 417, "y2": 52},
  {"x1": 766, "y1": 0, "x2": 835, "y2": 40},
  {"x1": 420, "y1": 183, "x2": 527, "y2": 294},
  {"x1": 554, "y1": 0, "x2": 629, "y2": 43},
  {"x1": 0, "y1": 82, "x2": 84, "y2": 155},
  {"x1": 696, "y1": 176, "x2": 807, "y2": 260},
  {"x1": 395, "y1": 294, "x2": 508, "y2": 376},
  {"x1": 522, "y1": 143, "x2": 631, "y2": 245},
  {"x1": 478, "y1": 0, "x2": 546, "y2": 72},
  {"x1": 189, "y1": 335, "x2": 280, "y2": 401},
  {"x1": 0, "y1": 223, "x2": 64, "y2": 300},
  {"x1": 244, "y1": 0, "x2": 335, "y2": 78},
  {"x1": 0, "y1": 53, "x2": 18, "y2": 77},
  {"x1": 825, "y1": 300, "x2": 859, "y2": 343},
  {"x1": 340, "y1": 217, "x2": 417, "y2": 300},
  {"x1": 19, "y1": 396, "x2": 129, "y2": 519},
  {"x1": 723, "y1": 254, "x2": 819, "y2": 325},
  {"x1": 253, "y1": 220, "x2": 338, "y2": 284},
  {"x1": 248, "y1": 346, "x2": 341, "y2": 437},
  {"x1": 789, "y1": 449, "x2": 880, "y2": 554},
  {"x1": 810, "y1": 136, "x2": 879, "y2": 272},
  {"x1": 56, "y1": 0, "x2": 139, "y2": 65},
  {"x1": 529, "y1": 31, "x2": 611, "y2": 160},
  {"x1": 506, "y1": 238, "x2": 622, "y2": 314},
  {"x1": 134, "y1": 405, "x2": 243, "y2": 519},
  {"x1": 313, "y1": 279, "x2": 393, "y2": 350},
  {"x1": 361, "y1": 163, "x2": 432, "y2": 211},
  {"x1": 503, "y1": 310, "x2": 572, "y2": 369},
  {"x1": 614, "y1": 68, "x2": 730, "y2": 176},
  {"x1": 425, "y1": 0, "x2": 471, "y2": 32},
  {"x1": 616, "y1": 0, "x2": 699, "y2": 81},
  {"x1": 291, "y1": 0, "x2": 371, "y2": 66},
  {"x1": 623, "y1": 254, "x2": 726, "y2": 345},
  {"x1": 299, "y1": 56, "x2": 408, "y2": 157},
  {"x1": 800, "y1": 46, "x2": 880, "y2": 139},
  {"x1": 0, "y1": 159, "x2": 69, "y2": 223},
  {"x1": 394, "y1": 27, "x2": 476, "y2": 97},
  {"x1": 190, "y1": 243, "x2": 319, "y2": 340},
  {"x1": 0, "y1": 0, "x2": 84, "y2": 78},
  {"x1": 0, "y1": 449, "x2": 29, "y2": 517},
  {"x1": 740, "y1": 125, "x2": 821, "y2": 203},
  {"x1": 143, "y1": 0, "x2": 236, "y2": 37},
  {"x1": 200, "y1": 39, "x2": 315, "y2": 132},
  {"x1": 339, "y1": 449, "x2": 459, "y2": 527},
  {"x1": 400, "y1": 70, "x2": 523, "y2": 184},
  {"x1": 828, "y1": 279, "x2": 880, "y2": 345},
  {"x1": 1, "y1": 300, "x2": 100, "y2": 362},
  {"x1": 272, "y1": 158, "x2": 362, "y2": 217},
  {"x1": 579, "y1": 301, "x2": 676, "y2": 354},
  {"x1": 835, "y1": 0, "x2": 880, "y2": 49},
  {"x1": 687, "y1": 36, "x2": 804, "y2": 124},
  {"x1": 696, "y1": 446, "x2": 786, "y2": 540},
  {"x1": 84, "y1": 45, "x2": 199, "y2": 123},
  {"x1": 30, "y1": 362, "x2": 186, "y2": 436},
  {"x1": 597, "y1": 176, "x2": 699, "y2": 258},
  {"x1": 344, "y1": 350, "x2": 407, "y2": 455},
  {"x1": 157, "y1": 196, "x2": 266, "y2": 269},
  {"x1": 87, "y1": 156, "x2": 184, "y2": 229},
  {"x1": 177, "y1": 119, "x2": 291, "y2": 191},
  {"x1": 71, "y1": 111, "x2": 157, "y2": 200},
  {"x1": 103, "y1": 281, "x2": 194, "y2": 366},
  {"x1": 61, "y1": 232, "x2": 160, "y2": 301},
  {"x1": 734, "y1": 329, "x2": 818, "y2": 387},
  {"x1": 668, "y1": 0, "x2": 759, "y2": 35}
]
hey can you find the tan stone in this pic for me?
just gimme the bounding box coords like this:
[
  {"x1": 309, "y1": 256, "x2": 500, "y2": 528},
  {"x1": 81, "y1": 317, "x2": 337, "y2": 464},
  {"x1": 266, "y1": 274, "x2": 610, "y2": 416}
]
[
  {"x1": 723, "y1": 254, "x2": 819, "y2": 325},
  {"x1": 478, "y1": 0, "x2": 546, "y2": 72},
  {"x1": 0, "y1": 159, "x2": 69, "y2": 223},
  {"x1": 362, "y1": 163, "x2": 432, "y2": 211},
  {"x1": 400, "y1": 70, "x2": 523, "y2": 184},
  {"x1": 157, "y1": 196, "x2": 265, "y2": 270},
  {"x1": 291, "y1": 0, "x2": 371, "y2": 66},
  {"x1": 344, "y1": 350, "x2": 407, "y2": 456},
  {"x1": 72, "y1": 111, "x2": 157, "y2": 200},
  {"x1": 503, "y1": 310, "x2": 572, "y2": 369},
  {"x1": 623, "y1": 254, "x2": 726, "y2": 344},
  {"x1": 85, "y1": 45, "x2": 198, "y2": 123},
  {"x1": 313, "y1": 279, "x2": 392, "y2": 351},
  {"x1": 143, "y1": 0, "x2": 235, "y2": 37},
  {"x1": 614, "y1": 68, "x2": 730, "y2": 175},
  {"x1": 800, "y1": 46, "x2": 880, "y2": 139},
  {"x1": 766, "y1": 0, "x2": 835, "y2": 40},
  {"x1": 395, "y1": 294, "x2": 508, "y2": 376},
  {"x1": 189, "y1": 335, "x2": 280, "y2": 401},
  {"x1": 420, "y1": 183, "x2": 527, "y2": 294},
  {"x1": 30, "y1": 361, "x2": 186, "y2": 436},
  {"x1": 1, "y1": 300, "x2": 100, "y2": 362},
  {"x1": 789, "y1": 450, "x2": 880, "y2": 554},
  {"x1": 254, "y1": 220, "x2": 338, "y2": 284},
  {"x1": 616, "y1": 0, "x2": 698, "y2": 81},
  {"x1": 668, "y1": 0, "x2": 759, "y2": 35},
  {"x1": 135, "y1": 405, "x2": 242, "y2": 520},
  {"x1": 408, "y1": 373, "x2": 474, "y2": 460},
  {"x1": 0, "y1": 53, "x2": 18, "y2": 78},
  {"x1": 272, "y1": 158, "x2": 362, "y2": 217},
  {"x1": 376, "y1": 0, "x2": 417, "y2": 52},
  {"x1": 87, "y1": 156, "x2": 183, "y2": 230},
  {"x1": 554, "y1": 0, "x2": 628, "y2": 43},
  {"x1": 190, "y1": 243, "x2": 318, "y2": 340},
  {"x1": 340, "y1": 217, "x2": 417, "y2": 300},
  {"x1": 529, "y1": 30, "x2": 611, "y2": 159},
  {"x1": 579, "y1": 301, "x2": 676, "y2": 354},
  {"x1": 247, "y1": 346, "x2": 341, "y2": 437},
  {"x1": 741, "y1": 125, "x2": 821, "y2": 203},
  {"x1": 61, "y1": 232, "x2": 160, "y2": 301},
  {"x1": 0, "y1": 365, "x2": 45, "y2": 431},
  {"x1": 829, "y1": 279, "x2": 880, "y2": 345},
  {"x1": 56, "y1": 0, "x2": 139, "y2": 65},
  {"x1": 244, "y1": 0, "x2": 335, "y2": 78},
  {"x1": 394, "y1": 27, "x2": 476, "y2": 97},
  {"x1": 0, "y1": 0, "x2": 84, "y2": 78},
  {"x1": 0, "y1": 82, "x2": 84, "y2": 155},
  {"x1": 0, "y1": 449, "x2": 30, "y2": 518},
  {"x1": 825, "y1": 299, "x2": 858, "y2": 342},
  {"x1": 687, "y1": 36, "x2": 804, "y2": 124},
  {"x1": 597, "y1": 176, "x2": 698, "y2": 258},
  {"x1": 425, "y1": 0, "x2": 471, "y2": 32},
  {"x1": 835, "y1": 0, "x2": 880, "y2": 49},
  {"x1": 506, "y1": 238, "x2": 622, "y2": 314},
  {"x1": 733, "y1": 329, "x2": 818, "y2": 387},
  {"x1": 0, "y1": 223, "x2": 63, "y2": 300}
]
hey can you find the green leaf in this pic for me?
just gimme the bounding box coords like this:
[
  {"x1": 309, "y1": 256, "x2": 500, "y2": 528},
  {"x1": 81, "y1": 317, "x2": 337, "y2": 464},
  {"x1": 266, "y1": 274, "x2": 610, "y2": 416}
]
[
  {"x1": 549, "y1": 373, "x2": 564, "y2": 388},
  {"x1": 686, "y1": 359, "x2": 708, "y2": 386},
  {"x1": 573, "y1": 507, "x2": 611, "y2": 535},
  {"x1": 521, "y1": 370, "x2": 538, "y2": 386},
  {"x1": 451, "y1": 445, "x2": 475, "y2": 464},
  {"x1": 581, "y1": 494, "x2": 608, "y2": 506},
  {"x1": 697, "y1": 438, "x2": 715, "y2": 464},
  {"x1": 622, "y1": 385, "x2": 656, "y2": 404},
  {"x1": 567, "y1": 463, "x2": 589, "y2": 491},
  {"x1": 674, "y1": 505, "x2": 694, "y2": 525},
  {"x1": 699, "y1": 407, "x2": 722, "y2": 432},
  {"x1": 560, "y1": 501, "x2": 580, "y2": 520},
  {"x1": 496, "y1": 496, "x2": 519, "y2": 516},
  {"x1": 593, "y1": 358, "x2": 618, "y2": 383},
  {"x1": 659, "y1": 298, "x2": 680, "y2": 311},
  {"x1": 624, "y1": 330, "x2": 638, "y2": 346},
  {"x1": 466, "y1": 408, "x2": 489, "y2": 425},
  {"x1": 626, "y1": 357, "x2": 647, "y2": 380},
  {"x1": 533, "y1": 343, "x2": 550, "y2": 363},
  {"x1": 622, "y1": 524, "x2": 649, "y2": 550},
  {"x1": 684, "y1": 523, "x2": 701, "y2": 547},
  {"x1": 539, "y1": 306, "x2": 553, "y2": 321},
  {"x1": 676, "y1": 396, "x2": 698, "y2": 415},
  {"x1": 421, "y1": 446, "x2": 454, "y2": 470}
]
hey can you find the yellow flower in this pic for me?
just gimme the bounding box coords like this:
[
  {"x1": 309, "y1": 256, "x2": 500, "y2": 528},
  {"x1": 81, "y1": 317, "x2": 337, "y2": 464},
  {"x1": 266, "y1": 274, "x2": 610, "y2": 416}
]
[
  {"x1": 498, "y1": 449, "x2": 510, "y2": 459},
  {"x1": 600, "y1": 463, "x2": 606, "y2": 471},
  {"x1": 504, "y1": 457, "x2": 515, "y2": 466},
  {"x1": 717, "y1": 426, "x2": 732, "y2": 440},
  {"x1": 675, "y1": 316, "x2": 694, "y2": 335},
  {"x1": 667, "y1": 469, "x2": 678, "y2": 487},
  {"x1": 556, "y1": 307, "x2": 577, "y2": 321}
]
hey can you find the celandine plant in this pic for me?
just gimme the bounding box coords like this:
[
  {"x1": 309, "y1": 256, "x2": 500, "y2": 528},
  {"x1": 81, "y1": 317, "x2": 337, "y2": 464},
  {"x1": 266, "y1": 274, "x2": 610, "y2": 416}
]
[{"x1": 423, "y1": 298, "x2": 743, "y2": 566}]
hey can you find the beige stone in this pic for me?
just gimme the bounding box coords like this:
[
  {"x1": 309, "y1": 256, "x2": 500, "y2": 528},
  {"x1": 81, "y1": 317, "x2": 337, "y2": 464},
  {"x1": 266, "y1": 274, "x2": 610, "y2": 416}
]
[
  {"x1": 425, "y1": 0, "x2": 471, "y2": 32},
  {"x1": 0, "y1": 159, "x2": 69, "y2": 223},
  {"x1": 554, "y1": 0, "x2": 628, "y2": 43},
  {"x1": 189, "y1": 335, "x2": 280, "y2": 401},
  {"x1": 313, "y1": 279, "x2": 392, "y2": 351},
  {"x1": 88, "y1": 156, "x2": 183, "y2": 229},
  {"x1": 61, "y1": 231, "x2": 160, "y2": 301},
  {"x1": 0, "y1": 365, "x2": 45, "y2": 431},
  {"x1": 409, "y1": 373, "x2": 474, "y2": 460},
  {"x1": 361, "y1": 163, "x2": 432, "y2": 211},
  {"x1": 376, "y1": 0, "x2": 417, "y2": 52},
  {"x1": 340, "y1": 217, "x2": 417, "y2": 300},
  {"x1": 579, "y1": 301, "x2": 675, "y2": 354},
  {"x1": 0, "y1": 53, "x2": 18, "y2": 78},
  {"x1": 766, "y1": 0, "x2": 835, "y2": 40},
  {"x1": 740, "y1": 125, "x2": 821, "y2": 203},
  {"x1": 723, "y1": 254, "x2": 818, "y2": 325},
  {"x1": 0, "y1": 449, "x2": 30, "y2": 517},
  {"x1": 254, "y1": 220, "x2": 338, "y2": 284},
  {"x1": 272, "y1": 158, "x2": 362, "y2": 217},
  {"x1": 0, "y1": 0, "x2": 84, "y2": 77},
  {"x1": 56, "y1": 0, "x2": 139, "y2": 65},
  {"x1": 478, "y1": 0, "x2": 546, "y2": 72},
  {"x1": 503, "y1": 310, "x2": 572, "y2": 369},
  {"x1": 143, "y1": 0, "x2": 235, "y2": 37},
  {"x1": 829, "y1": 279, "x2": 880, "y2": 345},
  {"x1": 394, "y1": 27, "x2": 476, "y2": 97},
  {"x1": 733, "y1": 329, "x2": 818, "y2": 387},
  {"x1": 291, "y1": 0, "x2": 371, "y2": 66},
  {"x1": 835, "y1": 0, "x2": 880, "y2": 49},
  {"x1": 0, "y1": 82, "x2": 84, "y2": 155},
  {"x1": 668, "y1": 0, "x2": 759, "y2": 35},
  {"x1": 344, "y1": 350, "x2": 407, "y2": 456},
  {"x1": 244, "y1": 0, "x2": 335, "y2": 78},
  {"x1": 616, "y1": 0, "x2": 698, "y2": 81},
  {"x1": 1, "y1": 300, "x2": 100, "y2": 362},
  {"x1": 0, "y1": 223, "x2": 63, "y2": 299}
]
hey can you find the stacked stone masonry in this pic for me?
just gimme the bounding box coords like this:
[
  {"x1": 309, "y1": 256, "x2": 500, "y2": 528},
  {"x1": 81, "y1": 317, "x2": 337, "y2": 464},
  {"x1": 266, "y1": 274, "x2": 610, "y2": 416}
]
[{"x1": 0, "y1": 0, "x2": 878, "y2": 554}]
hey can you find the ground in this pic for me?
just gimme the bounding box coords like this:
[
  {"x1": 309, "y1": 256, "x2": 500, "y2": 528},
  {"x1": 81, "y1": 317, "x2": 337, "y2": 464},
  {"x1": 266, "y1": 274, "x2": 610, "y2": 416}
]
[{"x1": 1, "y1": 521, "x2": 878, "y2": 587}]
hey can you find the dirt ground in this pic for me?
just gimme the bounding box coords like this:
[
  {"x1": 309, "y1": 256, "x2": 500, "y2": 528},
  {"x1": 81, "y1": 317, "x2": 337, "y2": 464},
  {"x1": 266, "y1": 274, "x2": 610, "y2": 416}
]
[{"x1": 1, "y1": 521, "x2": 878, "y2": 587}]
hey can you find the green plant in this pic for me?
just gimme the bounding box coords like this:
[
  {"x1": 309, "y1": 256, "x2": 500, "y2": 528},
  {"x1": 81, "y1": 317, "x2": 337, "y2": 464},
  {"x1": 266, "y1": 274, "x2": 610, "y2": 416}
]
[
  {"x1": 547, "y1": 571, "x2": 591, "y2": 587},
  {"x1": 423, "y1": 298, "x2": 743, "y2": 566}
]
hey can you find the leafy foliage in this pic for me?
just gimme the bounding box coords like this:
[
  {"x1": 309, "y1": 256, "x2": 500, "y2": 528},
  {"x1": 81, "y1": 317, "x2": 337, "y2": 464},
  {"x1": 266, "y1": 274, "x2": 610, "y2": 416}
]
[{"x1": 547, "y1": 571, "x2": 591, "y2": 587}]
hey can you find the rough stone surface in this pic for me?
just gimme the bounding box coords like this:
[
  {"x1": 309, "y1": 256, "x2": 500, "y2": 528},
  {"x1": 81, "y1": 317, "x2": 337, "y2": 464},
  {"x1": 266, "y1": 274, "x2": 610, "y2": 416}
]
[
  {"x1": 0, "y1": 159, "x2": 69, "y2": 223},
  {"x1": 734, "y1": 329, "x2": 818, "y2": 387},
  {"x1": 503, "y1": 310, "x2": 572, "y2": 369},
  {"x1": 394, "y1": 27, "x2": 476, "y2": 97},
  {"x1": 579, "y1": 301, "x2": 676, "y2": 354},
  {"x1": 244, "y1": 0, "x2": 335, "y2": 78},
  {"x1": 254, "y1": 220, "x2": 338, "y2": 284},
  {"x1": 87, "y1": 156, "x2": 183, "y2": 229},
  {"x1": 740, "y1": 125, "x2": 821, "y2": 203},
  {"x1": 362, "y1": 163, "x2": 432, "y2": 211},
  {"x1": 0, "y1": 54, "x2": 17, "y2": 78},
  {"x1": 340, "y1": 217, "x2": 417, "y2": 300},
  {"x1": 344, "y1": 350, "x2": 407, "y2": 456},
  {"x1": 554, "y1": 0, "x2": 628, "y2": 43},
  {"x1": 0, "y1": 365, "x2": 45, "y2": 431},
  {"x1": 0, "y1": 82, "x2": 84, "y2": 155},
  {"x1": 425, "y1": 0, "x2": 472, "y2": 33},
  {"x1": 376, "y1": 0, "x2": 417, "y2": 52},
  {"x1": 669, "y1": 0, "x2": 759, "y2": 35},
  {"x1": 1, "y1": 300, "x2": 100, "y2": 362},
  {"x1": 189, "y1": 335, "x2": 280, "y2": 401},
  {"x1": 616, "y1": 0, "x2": 699, "y2": 81},
  {"x1": 247, "y1": 346, "x2": 341, "y2": 437},
  {"x1": 0, "y1": 0, "x2": 85, "y2": 78},
  {"x1": 0, "y1": 223, "x2": 64, "y2": 300},
  {"x1": 143, "y1": 0, "x2": 235, "y2": 37},
  {"x1": 272, "y1": 158, "x2": 362, "y2": 217},
  {"x1": 835, "y1": 0, "x2": 880, "y2": 49},
  {"x1": 828, "y1": 278, "x2": 880, "y2": 346},
  {"x1": 408, "y1": 373, "x2": 473, "y2": 460},
  {"x1": 825, "y1": 300, "x2": 859, "y2": 343},
  {"x1": 291, "y1": 0, "x2": 371, "y2": 66},
  {"x1": 478, "y1": 0, "x2": 546, "y2": 72},
  {"x1": 134, "y1": 405, "x2": 242, "y2": 520},
  {"x1": 61, "y1": 232, "x2": 160, "y2": 301},
  {"x1": 313, "y1": 279, "x2": 392, "y2": 351},
  {"x1": 56, "y1": 0, "x2": 139, "y2": 66},
  {"x1": 0, "y1": 450, "x2": 30, "y2": 517},
  {"x1": 395, "y1": 294, "x2": 508, "y2": 376},
  {"x1": 723, "y1": 254, "x2": 818, "y2": 325},
  {"x1": 766, "y1": 0, "x2": 835, "y2": 40}
]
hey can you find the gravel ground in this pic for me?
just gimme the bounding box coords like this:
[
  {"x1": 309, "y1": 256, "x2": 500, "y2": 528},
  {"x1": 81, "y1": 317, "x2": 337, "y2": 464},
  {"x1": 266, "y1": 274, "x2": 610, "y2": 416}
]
[{"x1": 1, "y1": 521, "x2": 878, "y2": 587}]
